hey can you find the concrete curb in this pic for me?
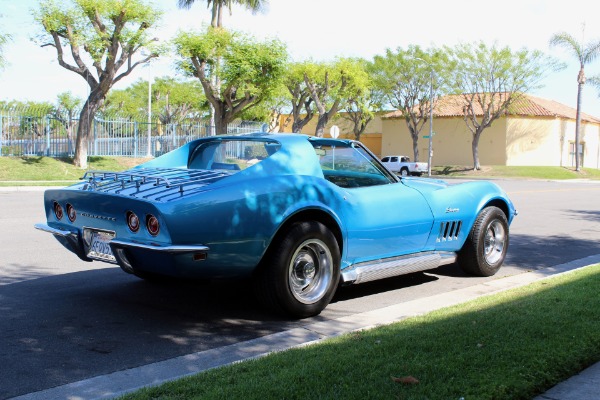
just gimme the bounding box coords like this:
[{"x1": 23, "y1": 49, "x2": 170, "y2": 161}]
[
  {"x1": 12, "y1": 254, "x2": 600, "y2": 400},
  {"x1": 0, "y1": 186, "x2": 64, "y2": 192}
]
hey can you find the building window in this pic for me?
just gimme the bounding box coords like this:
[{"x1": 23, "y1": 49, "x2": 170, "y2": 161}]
[{"x1": 569, "y1": 141, "x2": 585, "y2": 167}]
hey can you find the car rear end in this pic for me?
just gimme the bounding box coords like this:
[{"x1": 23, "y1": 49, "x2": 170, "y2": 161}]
[
  {"x1": 35, "y1": 169, "x2": 218, "y2": 277},
  {"x1": 412, "y1": 162, "x2": 429, "y2": 175}
]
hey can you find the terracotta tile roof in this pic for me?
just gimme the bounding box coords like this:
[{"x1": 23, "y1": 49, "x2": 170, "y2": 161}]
[{"x1": 383, "y1": 93, "x2": 600, "y2": 124}]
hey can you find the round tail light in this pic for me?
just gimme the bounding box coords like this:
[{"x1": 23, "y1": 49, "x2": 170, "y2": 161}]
[
  {"x1": 146, "y1": 215, "x2": 160, "y2": 236},
  {"x1": 66, "y1": 204, "x2": 76, "y2": 222},
  {"x1": 53, "y1": 202, "x2": 64, "y2": 220},
  {"x1": 127, "y1": 211, "x2": 140, "y2": 233}
]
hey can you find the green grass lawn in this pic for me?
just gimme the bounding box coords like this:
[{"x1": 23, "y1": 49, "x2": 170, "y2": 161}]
[
  {"x1": 0, "y1": 156, "x2": 147, "y2": 185},
  {"x1": 119, "y1": 265, "x2": 600, "y2": 400},
  {"x1": 433, "y1": 165, "x2": 600, "y2": 180}
]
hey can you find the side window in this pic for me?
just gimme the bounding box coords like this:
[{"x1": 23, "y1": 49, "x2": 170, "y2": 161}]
[
  {"x1": 391, "y1": 156, "x2": 398, "y2": 162},
  {"x1": 382, "y1": 157, "x2": 390, "y2": 162},
  {"x1": 313, "y1": 141, "x2": 396, "y2": 188}
]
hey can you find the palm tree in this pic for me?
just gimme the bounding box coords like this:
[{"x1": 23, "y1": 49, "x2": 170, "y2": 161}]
[
  {"x1": 0, "y1": 32, "x2": 11, "y2": 71},
  {"x1": 549, "y1": 31, "x2": 600, "y2": 171},
  {"x1": 177, "y1": 0, "x2": 267, "y2": 27}
]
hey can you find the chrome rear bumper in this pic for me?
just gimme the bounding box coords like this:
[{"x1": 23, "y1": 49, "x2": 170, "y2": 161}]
[{"x1": 34, "y1": 223, "x2": 210, "y2": 274}]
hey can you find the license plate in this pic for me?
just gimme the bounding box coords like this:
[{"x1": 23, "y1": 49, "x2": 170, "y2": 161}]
[{"x1": 86, "y1": 230, "x2": 116, "y2": 262}]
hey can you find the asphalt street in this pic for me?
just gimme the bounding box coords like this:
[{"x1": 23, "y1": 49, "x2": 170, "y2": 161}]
[{"x1": 1, "y1": 178, "x2": 599, "y2": 399}]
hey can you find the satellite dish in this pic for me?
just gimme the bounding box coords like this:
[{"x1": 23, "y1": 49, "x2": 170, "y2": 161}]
[{"x1": 330, "y1": 125, "x2": 340, "y2": 138}]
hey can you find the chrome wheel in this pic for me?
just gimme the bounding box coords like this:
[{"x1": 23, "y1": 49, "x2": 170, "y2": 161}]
[
  {"x1": 253, "y1": 221, "x2": 340, "y2": 318},
  {"x1": 288, "y1": 239, "x2": 333, "y2": 304},
  {"x1": 458, "y1": 206, "x2": 509, "y2": 277},
  {"x1": 484, "y1": 220, "x2": 506, "y2": 265}
]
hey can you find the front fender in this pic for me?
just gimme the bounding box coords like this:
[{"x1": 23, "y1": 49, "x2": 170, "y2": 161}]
[{"x1": 412, "y1": 180, "x2": 516, "y2": 250}]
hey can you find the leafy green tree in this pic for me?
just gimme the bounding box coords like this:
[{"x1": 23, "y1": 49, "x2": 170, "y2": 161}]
[
  {"x1": 284, "y1": 62, "x2": 316, "y2": 133},
  {"x1": 549, "y1": 31, "x2": 600, "y2": 171},
  {"x1": 177, "y1": 1, "x2": 268, "y2": 135},
  {"x1": 370, "y1": 45, "x2": 446, "y2": 161},
  {"x1": 447, "y1": 42, "x2": 552, "y2": 170},
  {"x1": 236, "y1": 82, "x2": 290, "y2": 132},
  {"x1": 34, "y1": 0, "x2": 163, "y2": 168},
  {"x1": 104, "y1": 77, "x2": 207, "y2": 124},
  {"x1": 174, "y1": 28, "x2": 287, "y2": 134},
  {"x1": 0, "y1": 100, "x2": 52, "y2": 115},
  {"x1": 152, "y1": 77, "x2": 207, "y2": 125},
  {"x1": 304, "y1": 58, "x2": 370, "y2": 137},
  {"x1": 338, "y1": 59, "x2": 384, "y2": 141},
  {"x1": 177, "y1": 0, "x2": 267, "y2": 28},
  {"x1": 53, "y1": 92, "x2": 83, "y2": 154},
  {"x1": 0, "y1": 100, "x2": 53, "y2": 138},
  {"x1": 589, "y1": 75, "x2": 600, "y2": 100}
]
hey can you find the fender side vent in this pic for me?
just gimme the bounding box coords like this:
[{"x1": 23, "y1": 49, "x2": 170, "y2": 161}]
[{"x1": 437, "y1": 221, "x2": 462, "y2": 242}]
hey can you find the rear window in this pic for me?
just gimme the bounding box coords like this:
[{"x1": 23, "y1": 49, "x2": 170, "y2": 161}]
[{"x1": 188, "y1": 139, "x2": 281, "y2": 171}]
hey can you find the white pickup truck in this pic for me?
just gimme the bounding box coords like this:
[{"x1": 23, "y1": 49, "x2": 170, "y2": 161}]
[{"x1": 380, "y1": 155, "x2": 428, "y2": 176}]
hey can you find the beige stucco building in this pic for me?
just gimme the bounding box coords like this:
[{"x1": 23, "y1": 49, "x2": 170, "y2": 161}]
[
  {"x1": 276, "y1": 94, "x2": 600, "y2": 169},
  {"x1": 382, "y1": 94, "x2": 600, "y2": 169}
]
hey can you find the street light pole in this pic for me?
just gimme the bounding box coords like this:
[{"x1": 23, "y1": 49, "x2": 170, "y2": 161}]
[
  {"x1": 427, "y1": 70, "x2": 433, "y2": 177},
  {"x1": 413, "y1": 57, "x2": 435, "y2": 177},
  {"x1": 147, "y1": 78, "x2": 152, "y2": 157}
]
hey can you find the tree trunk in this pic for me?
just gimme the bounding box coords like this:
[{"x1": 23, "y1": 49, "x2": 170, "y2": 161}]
[
  {"x1": 314, "y1": 114, "x2": 329, "y2": 137},
  {"x1": 292, "y1": 117, "x2": 311, "y2": 133},
  {"x1": 213, "y1": 103, "x2": 228, "y2": 135},
  {"x1": 411, "y1": 132, "x2": 419, "y2": 162},
  {"x1": 574, "y1": 80, "x2": 583, "y2": 171},
  {"x1": 73, "y1": 96, "x2": 102, "y2": 169},
  {"x1": 406, "y1": 123, "x2": 420, "y2": 161},
  {"x1": 472, "y1": 132, "x2": 481, "y2": 170}
]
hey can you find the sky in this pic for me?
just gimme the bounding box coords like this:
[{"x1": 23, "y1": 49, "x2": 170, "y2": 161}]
[{"x1": 2, "y1": 0, "x2": 600, "y2": 116}]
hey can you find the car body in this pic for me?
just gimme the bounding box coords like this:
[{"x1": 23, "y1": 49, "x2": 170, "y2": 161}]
[
  {"x1": 381, "y1": 155, "x2": 428, "y2": 176},
  {"x1": 36, "y1": 134, "x2": 517, "y2": 318}
]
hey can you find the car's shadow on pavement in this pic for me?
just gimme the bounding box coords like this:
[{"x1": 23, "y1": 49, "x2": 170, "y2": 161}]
[{"x1": 332, "y1": 271, "x2": 439, "y2": 302}]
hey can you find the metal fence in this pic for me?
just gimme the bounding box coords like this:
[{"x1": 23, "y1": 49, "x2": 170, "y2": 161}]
[{"x1": 0, "y1": 111, "x2": 267, "y2": 158}]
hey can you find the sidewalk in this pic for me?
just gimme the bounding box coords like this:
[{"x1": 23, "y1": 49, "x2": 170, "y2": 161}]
[
  {"x1": 533, "y1": 361, "x2": 600, "y2": 400},
  {"x1": 11, "y1": 253, "x2": 600, "y2": 400}
]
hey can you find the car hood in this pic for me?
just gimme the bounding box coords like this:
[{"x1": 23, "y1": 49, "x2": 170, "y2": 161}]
[{"x1": 400, "y1": 177, "x2": 449, "y2": 194}]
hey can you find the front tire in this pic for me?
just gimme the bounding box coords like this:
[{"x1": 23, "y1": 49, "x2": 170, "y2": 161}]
[
  {"x1": 254, "y1": 221, "x2": 340, "y2": 318},
  {"x1": 458, "y1": 206, "x2": 509, "y2": 277}
]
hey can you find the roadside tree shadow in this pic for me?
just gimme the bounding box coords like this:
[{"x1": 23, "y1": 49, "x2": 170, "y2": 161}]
[
  {"x1": 0, "y1": 267, "x2": 292, "y2": 398},
  {"x1": 565, "y1": 209, "x2": 600, "y2": 223}
]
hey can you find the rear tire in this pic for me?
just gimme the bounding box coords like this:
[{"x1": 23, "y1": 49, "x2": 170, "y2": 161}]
[
  {"x1": 400, "y1": 168, "x2": 409, "y2": 177},
  {"x1": 254, "y1": 221, "x2": 340, "y2": 318},
  {"x1": 458, "y1": 206, "x2": 509, "y2": 277}
]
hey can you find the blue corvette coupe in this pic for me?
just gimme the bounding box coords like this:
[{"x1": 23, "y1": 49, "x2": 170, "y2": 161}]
[{"x1": 36, "y1": 134, "x2": 516, "y2": 318}]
